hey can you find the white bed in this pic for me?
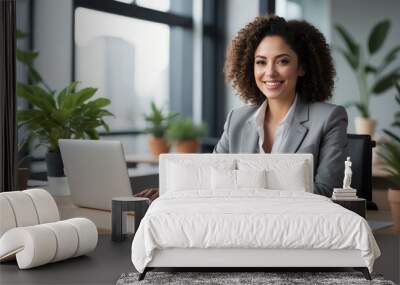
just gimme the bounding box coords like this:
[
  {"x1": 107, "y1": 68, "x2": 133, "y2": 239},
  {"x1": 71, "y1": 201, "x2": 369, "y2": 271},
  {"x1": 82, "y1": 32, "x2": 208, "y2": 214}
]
[{"x1": 131, "y1": 154, "x2": 380, "y2": 280}]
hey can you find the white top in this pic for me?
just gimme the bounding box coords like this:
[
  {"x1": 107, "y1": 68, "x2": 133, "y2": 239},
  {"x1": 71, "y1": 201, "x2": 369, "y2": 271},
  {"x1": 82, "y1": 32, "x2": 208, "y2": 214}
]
[{"x1": 254, "y1": 95, "x2": 298, "y2": 153}]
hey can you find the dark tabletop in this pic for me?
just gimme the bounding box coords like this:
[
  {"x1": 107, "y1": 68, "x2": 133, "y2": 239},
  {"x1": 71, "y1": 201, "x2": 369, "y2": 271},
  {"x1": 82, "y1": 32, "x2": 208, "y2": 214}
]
[{"x1": 0, "y1": 235, "x2": 134, "y2": 285}]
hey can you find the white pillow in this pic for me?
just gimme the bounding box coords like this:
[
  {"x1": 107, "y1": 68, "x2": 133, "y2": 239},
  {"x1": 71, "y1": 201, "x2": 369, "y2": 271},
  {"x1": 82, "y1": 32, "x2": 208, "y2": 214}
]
[
  {"x1": 167, "y1": 162, "x2": 209, "y2": 191},
  {"x1": 211, "y1": 168, "x2": 267, "y2": 190},
  {"x1": 266, "y1": 162, "x2": 307, "y2": 191},
  {"x1": 237, "y1": 159, "x2": 309, "y2": 192},
  {"x1": 236, "y1": 169, "x2": 267, "y2": 189},
  {"x1": 211, "y1": 168, "x2": 236, "y2": 190},
  {"x1": 166, "y1": 159, "x2": 235, "y2": 192}
]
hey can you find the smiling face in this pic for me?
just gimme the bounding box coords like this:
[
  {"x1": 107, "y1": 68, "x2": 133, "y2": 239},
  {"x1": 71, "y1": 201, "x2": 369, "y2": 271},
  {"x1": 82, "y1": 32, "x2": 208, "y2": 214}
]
[{"x1": 254, "y1": 36, "x2": 304, "y2": 102}]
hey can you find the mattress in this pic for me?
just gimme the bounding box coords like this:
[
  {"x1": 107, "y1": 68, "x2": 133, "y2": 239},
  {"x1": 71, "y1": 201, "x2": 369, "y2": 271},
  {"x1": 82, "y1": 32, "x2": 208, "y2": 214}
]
[{"x1": 131, "y1": 190, "x2": 380, "y2": 273}]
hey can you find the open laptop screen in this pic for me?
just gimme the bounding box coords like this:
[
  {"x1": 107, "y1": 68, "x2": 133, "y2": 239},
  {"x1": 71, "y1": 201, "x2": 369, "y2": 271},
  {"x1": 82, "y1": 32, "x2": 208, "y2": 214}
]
[{"x1": 59, "y1": 139, "x2": 132, "y2": 210}]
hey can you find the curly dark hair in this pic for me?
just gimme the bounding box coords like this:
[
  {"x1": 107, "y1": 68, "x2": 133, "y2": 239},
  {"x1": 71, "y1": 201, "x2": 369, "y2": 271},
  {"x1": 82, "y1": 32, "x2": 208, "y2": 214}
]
[{"x1": 224, "y1": 15, "x2": 336, "y2": 105}]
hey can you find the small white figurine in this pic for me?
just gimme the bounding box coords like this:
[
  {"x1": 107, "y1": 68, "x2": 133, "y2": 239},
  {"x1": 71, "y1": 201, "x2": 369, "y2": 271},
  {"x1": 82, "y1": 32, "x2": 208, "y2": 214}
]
[{"x1": 342, "y1": 156, "x2": 353, "y2": 189}]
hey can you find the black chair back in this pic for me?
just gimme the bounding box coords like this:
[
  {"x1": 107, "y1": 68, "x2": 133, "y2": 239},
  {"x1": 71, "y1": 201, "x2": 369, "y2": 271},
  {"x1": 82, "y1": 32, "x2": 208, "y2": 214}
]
[{"x1": 346, "y1": 134, "x2": 377, "y2": 209}]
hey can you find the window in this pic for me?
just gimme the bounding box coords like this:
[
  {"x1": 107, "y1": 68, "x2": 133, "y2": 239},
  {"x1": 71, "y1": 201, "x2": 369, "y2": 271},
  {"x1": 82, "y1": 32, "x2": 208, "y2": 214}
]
[
  {"x1": 75, "y1": 7, "x2": 170, "y2": 130},
  {"x1": 16, "y1": 0, "x2": 223, "y2": 180},
  {"x1": 275, "y1": 0, "x2": 330, "y2": 42},
  {"x1": 276, "y1": 0, "x2": 303, "y2": 20},
  {"x1": 73, "y1": 0, "x2": 223, "y2": 154},
  {"x1": 74, "y1": 0, "x2": 194, "y2": 135}
]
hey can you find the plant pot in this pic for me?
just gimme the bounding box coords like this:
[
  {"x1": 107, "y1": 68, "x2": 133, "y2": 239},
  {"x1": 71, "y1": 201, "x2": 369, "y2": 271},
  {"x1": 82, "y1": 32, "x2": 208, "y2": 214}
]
[
  {"x1": 388, "y1": 189, "x2": 400, "y2": 232},
  {"x1": 45, "y1": 151, "x2": 65, "y2": 177},
  {"x1": 354, "y1": 117, "x2": 376, "y2": 136},
  {"x1": 45, "y1": 151, "x2": 70, "y2": 196},
  {"x1": 148, "y1": 136, "x2": 170, "y2": 157},
  {"x1": 16, "y1": 168, "x2": 30, "y2": 190},
  {"x1": 175, "y1": 139, "x2": 199, "y2": 153}
]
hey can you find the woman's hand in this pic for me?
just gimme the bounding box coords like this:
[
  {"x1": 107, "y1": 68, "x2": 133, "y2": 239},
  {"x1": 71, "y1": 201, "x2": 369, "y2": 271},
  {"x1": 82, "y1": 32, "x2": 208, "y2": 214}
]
[{"x1": 134, "y1": 188, "x2": 159, "y2": 202}]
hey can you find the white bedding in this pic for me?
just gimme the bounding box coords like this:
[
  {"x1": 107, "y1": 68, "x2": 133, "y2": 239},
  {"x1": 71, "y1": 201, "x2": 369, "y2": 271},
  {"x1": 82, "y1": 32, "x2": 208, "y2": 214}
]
[{"x1": 131, "y1": 190, "x2": 380, "y2": 273}]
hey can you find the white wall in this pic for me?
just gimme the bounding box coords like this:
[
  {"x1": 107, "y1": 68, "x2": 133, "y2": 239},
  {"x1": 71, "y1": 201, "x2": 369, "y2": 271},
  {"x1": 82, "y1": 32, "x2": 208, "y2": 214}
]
[
  {"x1": 34, "y1": 0, "x2": 73, "y2": 91},
  {"x1": 224, "y1": 0, "x2": 259, "y2": 114},
  {"x1": 331, "y1": 0, "x2": 400, "y2": 135}
]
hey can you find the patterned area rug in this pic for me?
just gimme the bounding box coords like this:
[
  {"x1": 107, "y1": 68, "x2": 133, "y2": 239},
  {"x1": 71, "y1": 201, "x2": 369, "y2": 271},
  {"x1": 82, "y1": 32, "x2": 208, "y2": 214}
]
[{"x1": 116, "y1": 271, "x2": 395, "y2": 285}]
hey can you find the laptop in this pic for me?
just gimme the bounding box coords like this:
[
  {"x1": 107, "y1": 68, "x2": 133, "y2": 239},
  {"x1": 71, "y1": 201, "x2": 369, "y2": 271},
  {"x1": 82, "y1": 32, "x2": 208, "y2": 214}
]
[{"x1": 59, "y1": 139, "x2": 156, "y2": 211}]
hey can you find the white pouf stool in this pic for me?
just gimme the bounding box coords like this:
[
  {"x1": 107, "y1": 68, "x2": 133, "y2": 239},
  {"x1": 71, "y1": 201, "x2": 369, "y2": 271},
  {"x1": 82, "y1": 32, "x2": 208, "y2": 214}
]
[{"x1": 0, "y1": 189, "x2": 98, "y2": 269}]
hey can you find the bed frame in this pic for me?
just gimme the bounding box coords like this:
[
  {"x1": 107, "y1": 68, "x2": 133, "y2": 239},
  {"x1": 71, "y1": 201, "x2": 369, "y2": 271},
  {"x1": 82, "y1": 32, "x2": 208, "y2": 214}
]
[
  {"x1": 137, "y1": 154, "x2": 371, "y2": 281},
  {"x1": 139, "y1": 249, "x2": 371, "y2": 280}
]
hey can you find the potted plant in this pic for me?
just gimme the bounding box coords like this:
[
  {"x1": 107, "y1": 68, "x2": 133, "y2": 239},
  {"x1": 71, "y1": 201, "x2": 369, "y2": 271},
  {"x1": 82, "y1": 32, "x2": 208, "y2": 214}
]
[
  {"x1": 335, "y1": 19, "x2": 400, "y2": 136},
  {"x1": 143, "y1": 101, "x2": 178, "y2": 157},
  {"x1": 377, "y1": 83, "x2": 400, "y2": 231},
  {"x1": 167, "y1": 118, "x2": 207, "y2": 153},
  {"x1": 16, "y1": 30, "x2": 113, "y2": 179},
  {"x1": 17, "y1": 81, "x2": 113, "y2": 173}
]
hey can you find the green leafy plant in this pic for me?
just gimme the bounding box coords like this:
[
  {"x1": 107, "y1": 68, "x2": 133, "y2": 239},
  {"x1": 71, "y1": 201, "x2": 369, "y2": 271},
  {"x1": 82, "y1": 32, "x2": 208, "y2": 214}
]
[
  {"x1": 17, "y1": 81, "x2": 113, "y2": 152},
  {"x1": 16, "y1": 30, "x2": 113, "y2": 153},
  {"x1": 143, "y1": 101, "x2": 178, "y2": 138},
  {"x1": 167, "y1": 118, "x2": 207, "y2": 141},
  {"x1": 378, "y1": 83, "x2": 400, "y2": 186},
  {"x1": 335, "y1": 19, "x2": 400, "y2": 118}
]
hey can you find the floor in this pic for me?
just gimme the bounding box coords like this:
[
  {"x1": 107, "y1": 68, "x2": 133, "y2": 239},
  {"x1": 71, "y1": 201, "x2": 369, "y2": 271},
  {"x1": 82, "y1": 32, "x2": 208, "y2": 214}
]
[
  {"x1": 367, "y1": 189, "x2": 400, "y2": 283},
  {"x1": 373, "y1": 233, "x2": 400, "y2": 284},
  {"x1": 365, "y1": 193, "x2": 400, "y2": 285}
]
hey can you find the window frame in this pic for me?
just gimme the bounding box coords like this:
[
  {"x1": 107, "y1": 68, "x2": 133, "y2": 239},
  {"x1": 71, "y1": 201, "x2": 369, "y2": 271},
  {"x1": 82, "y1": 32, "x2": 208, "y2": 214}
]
[
  {"x1": 259, "y1": 0, "x2": 276, "y2": 15},
  {"x1": 72, "y1": 0, "x2": 224, "y2": 140},
  {"x1": 73, "y1": 0, "x2": 194, "y2": 135}
]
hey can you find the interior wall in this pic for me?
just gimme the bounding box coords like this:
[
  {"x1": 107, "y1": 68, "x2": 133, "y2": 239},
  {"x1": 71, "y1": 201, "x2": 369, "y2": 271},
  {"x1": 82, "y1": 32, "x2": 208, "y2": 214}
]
[
  {"x1": 34, "y1": 0, "x2": 73, "y2": 91},
  {"x1": 331, "y1": 0, "x2": 400, "y2": 135}
]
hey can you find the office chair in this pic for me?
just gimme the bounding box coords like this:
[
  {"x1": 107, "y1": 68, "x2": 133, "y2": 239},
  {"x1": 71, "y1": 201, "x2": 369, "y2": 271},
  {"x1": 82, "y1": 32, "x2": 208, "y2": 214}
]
[{"x1": 346, "y1": 134, "x2": 378, "y2": 210}]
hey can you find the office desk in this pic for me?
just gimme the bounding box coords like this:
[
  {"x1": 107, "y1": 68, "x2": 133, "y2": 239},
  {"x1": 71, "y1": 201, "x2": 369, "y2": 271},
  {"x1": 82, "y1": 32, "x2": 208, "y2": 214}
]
[
  {"x1": 28, "y1": 166, "x2": 158, "y2": 198},
  {"x1": 125, "y1": 154, "x2": 158, "y2": 168},
  {"x1": 0, "y1": 235, "x2": 133, "y2": 285}
]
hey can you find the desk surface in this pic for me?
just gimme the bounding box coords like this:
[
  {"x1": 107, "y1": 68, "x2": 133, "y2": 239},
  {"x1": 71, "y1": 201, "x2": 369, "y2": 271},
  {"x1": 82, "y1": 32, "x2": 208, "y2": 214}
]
[
  {"x1": 0, "y1": 235, "x2": 133, "y2": 285},
  {"x1": 125, "y1": 154, "x2": 158, "y2": 164}
]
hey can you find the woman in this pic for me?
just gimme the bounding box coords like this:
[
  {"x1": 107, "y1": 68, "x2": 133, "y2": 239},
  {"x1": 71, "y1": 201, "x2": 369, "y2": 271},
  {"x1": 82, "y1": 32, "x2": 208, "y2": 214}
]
[
  {"x1": 136, "y1": 15, "x2": 348, "y2": 201},
  {"x1": 214, "y1": 15, "x2": 348, "y2": 197}
]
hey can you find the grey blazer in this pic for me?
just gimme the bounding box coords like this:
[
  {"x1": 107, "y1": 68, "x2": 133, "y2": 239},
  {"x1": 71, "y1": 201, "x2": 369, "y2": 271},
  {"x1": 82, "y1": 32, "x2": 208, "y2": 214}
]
[{"x1": 214, "y1": 98, "x2": 348, "y2": 197}]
